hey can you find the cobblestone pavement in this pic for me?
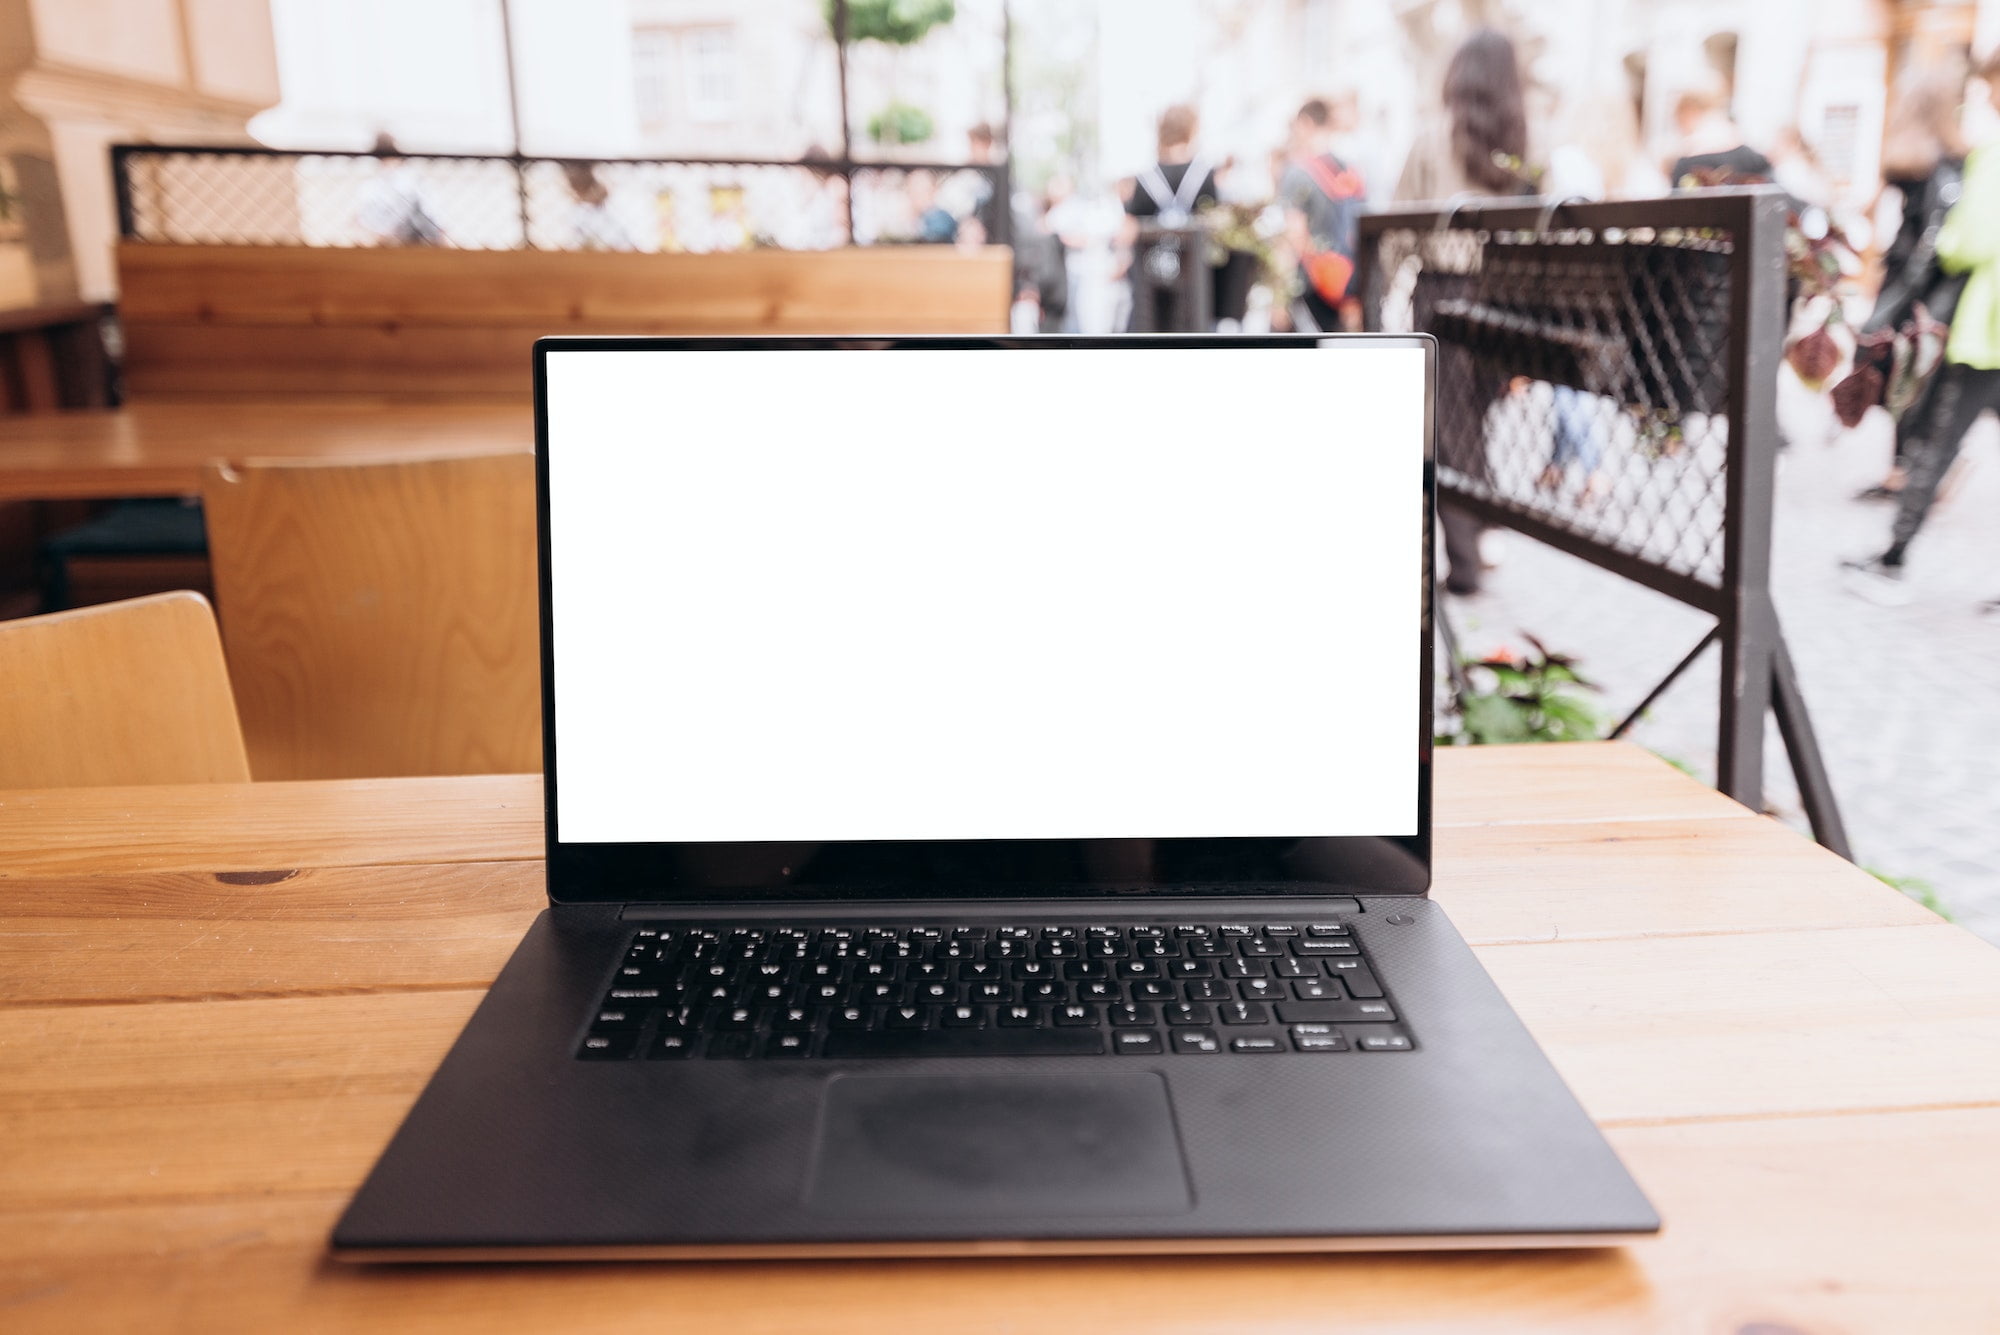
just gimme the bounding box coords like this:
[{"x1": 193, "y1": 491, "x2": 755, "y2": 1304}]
[{"x1": 1449, "y1": 379, "x2": 2000, "y2": 944}]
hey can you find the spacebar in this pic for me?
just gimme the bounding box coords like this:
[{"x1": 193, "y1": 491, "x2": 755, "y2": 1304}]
[{"x1": 823, "y1": 1029, "x2": 1106, "y2": 1059}]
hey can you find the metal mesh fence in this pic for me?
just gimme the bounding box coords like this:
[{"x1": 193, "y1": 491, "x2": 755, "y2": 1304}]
[
  {"x1": 1366, "y1": 214, "x2": 1738, "y2": 591},
  {"x1": 116, "y1": 148, "x2": 1006, "y2": 252}
]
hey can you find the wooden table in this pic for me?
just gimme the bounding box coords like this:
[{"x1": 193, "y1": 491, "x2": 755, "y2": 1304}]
[
  {"x1": 0, "y1": 399, "x2": 529, "y2": 501},
  {"x1": 4, "y1": 742, "x2": 1998, "y2": 1332}
]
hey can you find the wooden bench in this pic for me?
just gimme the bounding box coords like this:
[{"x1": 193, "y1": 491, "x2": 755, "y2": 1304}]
[{"x1": 115, "y1": 242, "x2": 1014, "y2": 399}]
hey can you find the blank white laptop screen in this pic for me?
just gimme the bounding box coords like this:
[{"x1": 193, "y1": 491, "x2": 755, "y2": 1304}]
[{"x1": 544, "y1": 345, "x2": 1424, "y2": 845}]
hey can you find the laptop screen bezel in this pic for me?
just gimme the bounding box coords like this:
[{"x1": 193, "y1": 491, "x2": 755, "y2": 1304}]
[{"x1": 534, "y1": 334, "x2": 1435, "y2": 903}]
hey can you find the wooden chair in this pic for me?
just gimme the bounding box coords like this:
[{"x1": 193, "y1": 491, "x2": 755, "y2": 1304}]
[
  {"x1": 200, "y1": 454, "x2": 541, "y2": 780},
  {"x1": 0, "y1": 591, "x2": 249, "y2": 787}
]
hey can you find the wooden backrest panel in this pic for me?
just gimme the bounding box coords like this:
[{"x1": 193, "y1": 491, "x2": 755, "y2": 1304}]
[
  {"x1": 200, "y1": 454, "x2": 540, "y2": 780},
  {"x1": 0, "y1": 591, "x2": 250, "y2": 787},
  {"x1": 118, "y1": 243, "x2": 1012, "y2": 399}
]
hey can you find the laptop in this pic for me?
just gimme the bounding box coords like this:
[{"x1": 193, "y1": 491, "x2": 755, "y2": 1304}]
[{"x1": 334, "y1": 334, "x2": 1658, "y2": 1259}]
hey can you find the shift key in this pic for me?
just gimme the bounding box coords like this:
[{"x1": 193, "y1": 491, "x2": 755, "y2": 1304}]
[{"x1": 1276, "y1": 999, "x2": 1397, "y2": 1025}]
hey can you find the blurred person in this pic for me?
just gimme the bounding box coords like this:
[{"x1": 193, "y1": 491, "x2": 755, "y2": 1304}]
[
  {"x1": 1278, "y1": 96, "x2": 1367, "y2": 332},
  {"x1": 1012, "y1": 186, "x2": 1069, "y2": 333},
  {"x1": 1844, "y1": 50, "x2": 2000, "y2": 610},
  {"x1": 563, "y1": 162, "x2": 634, "y2": 251},
  {"x1": 907, "y1": 171, "x2": 958, "y2": 244},
  {"x1": 1667, "y1": 77, "x2": 1773, "y2": 188},
  {"x1": 1120, "y1": 104, "x2": 1220, "y2": 331},
  {"x1": 963, "y1": 123, "x2": 1004, "y2": 244},
  {"x1": 1396, "y1": 29, "x2": 1533, "y2": 595},
  {"x1": 1396, "y1": 30, "x2": 1533, "y2": 203},
  {"x1": 1853, "y1": 72, "x2": 1972, "y2": 501},
  {"x1": 356, "y1": 132, "x2": 445, "y2": 246}
]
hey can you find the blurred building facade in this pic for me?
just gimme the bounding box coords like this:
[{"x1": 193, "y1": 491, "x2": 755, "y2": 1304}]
[
  {"x1": 252, "y1": 0, "x2": 1004, "y2": 164},
  {"x1": 0, "y1": 0, "x2": 278, "y2": 304}
]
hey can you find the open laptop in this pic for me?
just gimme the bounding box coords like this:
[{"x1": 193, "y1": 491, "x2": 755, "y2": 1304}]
[{"x1": 334, "y1": 334, "x2": 1658, "y2": 1259}]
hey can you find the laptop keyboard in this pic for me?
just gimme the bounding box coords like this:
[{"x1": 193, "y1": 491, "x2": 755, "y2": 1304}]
[{"x1": 577, "y1": 918, "x2": 1412, "y2": 1060}]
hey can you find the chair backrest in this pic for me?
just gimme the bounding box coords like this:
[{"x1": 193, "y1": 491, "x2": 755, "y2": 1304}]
[
  {"x1": 0, "y1": 591, "x2": 249, "y2": 787},
  {"x1": 200, "y1": 453, "x2": 540, "y2": 779}
]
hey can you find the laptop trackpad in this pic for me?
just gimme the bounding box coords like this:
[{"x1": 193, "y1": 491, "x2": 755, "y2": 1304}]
[{"x1": 806, "y1": 1072, "x2": 1193, "y2": 1218}]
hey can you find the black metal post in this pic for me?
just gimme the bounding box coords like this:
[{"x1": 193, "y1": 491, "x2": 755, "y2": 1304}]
[
  {"x1": 111, "y1": 145, "x2": 137, "y2": 239},
  {"x1": 1770, "y1": 631, "x2": 1853, "y2": 858},
  {"x1": 833, "y1": 0, "x2": 856, "y2": 245},
  {"x1": 498, "y1": 0, "x2": 532, "y2": 247},
  {"x1": 1715, "y1": 190, "x2": 1789, "y2": 811}
]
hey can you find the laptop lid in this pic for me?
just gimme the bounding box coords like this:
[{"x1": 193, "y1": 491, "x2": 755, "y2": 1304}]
[{"x1": 533, "y1": 335, "x2": 1434, "y2": 904}]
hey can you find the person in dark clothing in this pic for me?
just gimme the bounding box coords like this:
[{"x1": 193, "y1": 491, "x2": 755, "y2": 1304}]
[
  {"x1": 1120, "y1": 104, "x2": 1219, "y2": 332},
  {"x1": 1395, "y1": 29, "x2": 1534, "y2": 595},
  {"x1": 1280, "y1": 97, "x2": 1368, "y2": 333},
  {"x1": 1667, "y1": 81, "x2": 1773, "y2": 187},
  {"x1": 1844, "y1": 53, "x2": 2000, "y2": 610},
  {"x1": 1854, "y1": 72, "x2": 1971, "y2": 500}
]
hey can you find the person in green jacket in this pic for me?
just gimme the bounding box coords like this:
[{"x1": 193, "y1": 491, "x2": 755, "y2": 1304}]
[{"x1": 1847, "y1": 49, "x2": 2000, "y2": 608}]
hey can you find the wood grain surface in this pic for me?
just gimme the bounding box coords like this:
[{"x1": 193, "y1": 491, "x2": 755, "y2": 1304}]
[
  {"x1": 116, "y1": 243, "x2": 1013, "y2": 399},
  {"x1": 0, "y1": 398, "x2": 530, "y2": 502},
  {"x1": 201, "y1": 454, "x2": 541, "y2": 780},
  {"x1": 0, "y1": 591, "x2": 248, "y2": 787},
  {"x1": 2, "y1": 741, "x2": 1997, "y2": 1333}
]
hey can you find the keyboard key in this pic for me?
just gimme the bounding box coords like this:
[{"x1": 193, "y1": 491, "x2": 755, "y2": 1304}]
[
  {"x1": 828, "y1": 1006, "x2": 872, "y2": 1029},
  {"x1": 591, "y1": 1008, "x2": 647, "y2": 1029},
  {"x1": 1113, "y1": 1030, "x2": 1164, "y2": 1055},
  {"x1": 1169, "y1": 959, "x2": 1214, "y2": 978},
  {"x1": 648, "y1": 1030, "x2": 696, "y2": 1059},
  {"x1": 765, "y1": 1032, "x2": 812, "y2": 1058},
  {"x1": 1262, "y1": 924, "x2": 1299, "y2": 936},
  {"x1": 1170, "y1": 1029, "x2": 1221, "y2": 1054},
  {"x1": 1275, "y1": 1000, "x2": 1398, "y2": 1024},
  {"x1": 1221, "y1": 959, "x2": 1269, "y2": 978},
  {"x1": 1292, "y1": 979, "x2": 1338, "y2": 1000},
  {"x1": 884, "y1": 1005, "x2": 929, "y2": 1029},
  {"x1": 1327, "y1": 959, "x2": 1385, "y2": 997},
  {"x1": 824, "y1": 1029, "x2": 1106, "y2": 1058},
  {"x1": 1132, "y1": 980, "x2": 1175, "y2": 1001},
  {"x1": 1163, "y1": 1003, "x2": 1211, "y2": 1026},
  {"x1": 1272, "y1": 959, "x2": 1314, "y2": 978},
  {"x1": 998, "y1": 1005, "x2": 1041, "y2": 1027},
  {"x1": 1108, "y1": 1003, "x2": 1154, "y2": 1026},
  {"x1": 1184, "y1": 980, "x2": 1231, "y2": 1002},
  {"x1": 1293, "y1": 1029, "x2": 1350, "y2": 1052},
  {"x1": 1357, "y1": 1031, "x2": 1413, "y2": 1051},
  {"x1": 1055, "y1": 1004, "x2": 1100, "y2": 1026},
  {"x1": 941, "y1": 1005, "x2": 986, "y2": 1028},
  {"x1": 578, "y1": 1032, "x2": 637, "y2": 1060},
  {"x1": 1230, "y1": 1036, "x2": 1285, "y2": 1053},
  {"x1": 1294, "y1": 939, "x2": 1360, "y2": 956},
  {"x1": 1237, "y1": 979, "x2": 1284, "y2": 1002},
  {"x1": 1238, "y1": 938, "x2": 1284, "y2": 957},
  {"x1": 1307, "y1": 923, "x2": 1350, "y2": 936},
  {"x1": 1217, "y1": 1001, "x2": 1269, "y2": 1025}
]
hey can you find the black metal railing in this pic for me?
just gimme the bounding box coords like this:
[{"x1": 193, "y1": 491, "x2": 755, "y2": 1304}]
[
  {"x1": 1360, "y1": 187, "x2": 1849, "y2": 855},
  {"x1": 112, "y1": 144, "x2": 1010, "y2": 252}
]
